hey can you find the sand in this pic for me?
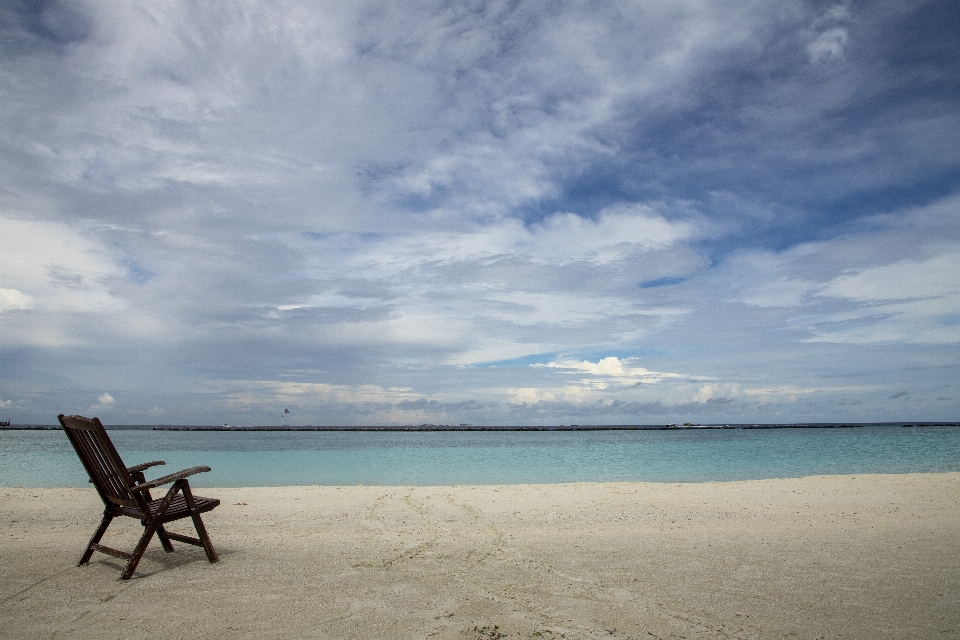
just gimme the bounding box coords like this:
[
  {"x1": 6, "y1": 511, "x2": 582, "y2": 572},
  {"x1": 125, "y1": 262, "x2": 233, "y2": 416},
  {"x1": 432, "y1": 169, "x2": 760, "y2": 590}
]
[{"x1": 1, "y1": 473, "x2": 958, "y2": 640}]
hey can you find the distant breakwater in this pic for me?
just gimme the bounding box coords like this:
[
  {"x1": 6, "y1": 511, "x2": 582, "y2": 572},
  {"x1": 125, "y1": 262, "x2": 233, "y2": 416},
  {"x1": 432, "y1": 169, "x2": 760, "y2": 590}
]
[
  {"x1": 4, "y1": 422, "x2": 960, "y2": 431},
  {"x1": 151, "y1": 424, "x2": 873, "y2": 431}
]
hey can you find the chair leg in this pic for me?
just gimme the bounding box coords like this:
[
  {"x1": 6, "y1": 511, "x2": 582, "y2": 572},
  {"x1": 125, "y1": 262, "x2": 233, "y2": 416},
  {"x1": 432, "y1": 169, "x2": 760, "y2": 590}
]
[
  {"x1": 156, "y1": 525, "x2": 175, "y2": 552},
  {"x1": 79, "y1": 512, "x2": 113, "y2": 566},
  {"x1": 181, "y1": 481, "x2": 219, "y2": 563},
  {"x1": 121, "y1": 521, "x2": 160, "y2": 580},
  {"x1": 190, "y1": 512, "x2": 219, "y2": 563},
  {"x1": 121, "y1": 483, "x2": 183, "y2": 580}
]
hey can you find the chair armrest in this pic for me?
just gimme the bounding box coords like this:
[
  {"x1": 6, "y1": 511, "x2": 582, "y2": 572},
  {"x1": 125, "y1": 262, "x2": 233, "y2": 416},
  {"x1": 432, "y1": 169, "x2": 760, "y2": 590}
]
[
  {"x1": 130, "y1": 466, "x2": 211, "y2": 492},
  {"x1": 128, "y1": 460, "x2": 165, "y2": 474}
]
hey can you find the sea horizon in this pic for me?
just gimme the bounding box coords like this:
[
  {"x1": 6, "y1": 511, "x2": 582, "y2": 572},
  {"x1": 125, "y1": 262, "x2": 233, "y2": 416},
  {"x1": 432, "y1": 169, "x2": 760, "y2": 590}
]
[{"x1": 4, "y1": 421, "x2": 959, "y2": 431}]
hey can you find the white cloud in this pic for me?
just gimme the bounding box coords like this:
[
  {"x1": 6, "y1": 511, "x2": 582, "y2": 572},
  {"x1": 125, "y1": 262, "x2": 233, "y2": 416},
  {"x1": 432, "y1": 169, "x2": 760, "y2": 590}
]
[
  {"x1": 267, "y1": 207, "x2": 700, "y2": 363},
  {"x1": 807, "y1": 27, "x2": 848, "y2": 63},
  {"x1": 807, "y1": 4, "x2": 851, "y2": 64},
  {"x1": 525, "y1": 206, "x2": 693, "y2": 265},
  {"x1": 709, "y1": 194, "x2": 960, "y2": 346},
  {"x1": 729, "y1": 249, "x2": 819, "y2": 308},
  {"x1": 0, "y1": 217, "x2": 173, "y2": 350},
  {"x1": 807, "y1": 249, "x2": 960, "y2": 344},
  {"x1": 742, "y1": 385, "x2": 862, "y2": 398},
  {"x1": 503, "y1": 385, "x2": 597, "y2": 405},
  {"x1": 90, "y1": 392, "x2": 116, "y2": 412},
  {"x1": 0, "y1": 288, "x2": 35, "y2": 313},
  {"x1": 535, "y1": 356, "x2": 686, "y2": 386},
  {"x1": 695, "y1": 384, "x2": 740, "y2": 402},
  {"x1": 336, "y1": 206, "x2": 693, "y2": 273},
  {"x1": 0, "y1": 217, "x2": 127, "y2": 314},
  {"x1": 819, "y1": 253, "x2": 960, "y2": 302},
  {"x1": 207, "y1": 380, "x2": 419, "y2": 408}
]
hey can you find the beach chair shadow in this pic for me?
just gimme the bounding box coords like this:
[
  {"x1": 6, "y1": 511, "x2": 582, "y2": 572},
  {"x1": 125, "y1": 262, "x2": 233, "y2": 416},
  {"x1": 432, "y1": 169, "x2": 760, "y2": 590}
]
[{"x1": 58, "y1": 414, "x2": 221, "y2": 580}]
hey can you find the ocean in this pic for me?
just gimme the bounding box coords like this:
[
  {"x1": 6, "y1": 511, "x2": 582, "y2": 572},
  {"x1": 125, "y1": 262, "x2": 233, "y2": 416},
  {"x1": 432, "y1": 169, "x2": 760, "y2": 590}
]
[{"x1": 2, "y1": 424, "x2": 959, "y2": 487}]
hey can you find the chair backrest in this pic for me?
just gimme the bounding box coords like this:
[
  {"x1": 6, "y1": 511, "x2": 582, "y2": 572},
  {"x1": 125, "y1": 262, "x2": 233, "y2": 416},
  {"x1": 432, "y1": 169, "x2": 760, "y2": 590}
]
[{"x1": 58, "y1": 414, "x2": 140, "y2": 509}]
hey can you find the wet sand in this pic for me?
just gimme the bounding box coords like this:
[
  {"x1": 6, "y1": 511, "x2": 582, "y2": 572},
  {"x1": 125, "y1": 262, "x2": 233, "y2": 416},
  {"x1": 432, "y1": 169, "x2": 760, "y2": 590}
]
[{"x1": 1, "y1": 473, "x2": 958, "y2": 639}]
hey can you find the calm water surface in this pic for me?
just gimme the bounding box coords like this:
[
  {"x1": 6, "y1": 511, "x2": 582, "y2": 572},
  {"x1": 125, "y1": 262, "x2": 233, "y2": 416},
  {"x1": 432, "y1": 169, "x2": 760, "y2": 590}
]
[{"x1": 1, "y1": 426, "x2": 959, "y2": 487}]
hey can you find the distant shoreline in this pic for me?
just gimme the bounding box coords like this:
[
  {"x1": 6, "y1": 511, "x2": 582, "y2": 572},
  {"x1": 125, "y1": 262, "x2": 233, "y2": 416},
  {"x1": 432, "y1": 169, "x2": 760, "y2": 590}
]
[{"x1": 2, "y1": 422, "x2": 959, "y2": 431}]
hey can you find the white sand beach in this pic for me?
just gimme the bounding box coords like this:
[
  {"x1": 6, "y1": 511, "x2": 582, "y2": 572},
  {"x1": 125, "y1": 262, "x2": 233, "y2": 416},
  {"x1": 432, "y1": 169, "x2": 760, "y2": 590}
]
[{"x1": 2, "y1": 473, "x2": 958, "y2": 639}]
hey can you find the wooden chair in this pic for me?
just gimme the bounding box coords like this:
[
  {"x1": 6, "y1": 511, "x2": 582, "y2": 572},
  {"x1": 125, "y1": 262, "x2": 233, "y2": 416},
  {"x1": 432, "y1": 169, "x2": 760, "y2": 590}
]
[{"x1": 58, "y1": 414, "x2": 220, "y2": 580}]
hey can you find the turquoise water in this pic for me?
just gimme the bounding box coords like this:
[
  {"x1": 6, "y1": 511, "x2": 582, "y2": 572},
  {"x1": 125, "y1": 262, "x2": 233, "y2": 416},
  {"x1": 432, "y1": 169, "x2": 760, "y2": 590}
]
[{"x1": 1, "y1": 426, "x2": 959, "y2": 487}]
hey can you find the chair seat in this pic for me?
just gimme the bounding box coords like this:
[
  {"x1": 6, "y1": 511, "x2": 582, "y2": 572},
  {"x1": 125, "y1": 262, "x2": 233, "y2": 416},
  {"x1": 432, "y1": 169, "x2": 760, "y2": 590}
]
[{"x1": 115, "y1": 494, "x2": 220, "y2": 521}]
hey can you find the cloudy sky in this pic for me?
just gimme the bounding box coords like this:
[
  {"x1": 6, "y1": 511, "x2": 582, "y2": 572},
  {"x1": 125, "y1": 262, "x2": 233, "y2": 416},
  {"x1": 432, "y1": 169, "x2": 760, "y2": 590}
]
[{"x1": 1, "y1": 0, "x2": 958, "y2": 426}]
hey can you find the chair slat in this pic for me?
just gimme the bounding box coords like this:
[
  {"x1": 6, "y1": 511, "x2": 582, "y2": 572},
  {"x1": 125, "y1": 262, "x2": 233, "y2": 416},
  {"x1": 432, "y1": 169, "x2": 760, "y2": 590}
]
[
  {"x1": 93, "y1": 428, "x2": 135, "y2": 505},
  {"x1": 76, "y1": 429, "x2": 120, "y2": 500}
]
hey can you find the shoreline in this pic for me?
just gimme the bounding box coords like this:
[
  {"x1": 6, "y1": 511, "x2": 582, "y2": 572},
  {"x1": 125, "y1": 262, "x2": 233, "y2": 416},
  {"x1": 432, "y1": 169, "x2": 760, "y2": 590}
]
[
  {"x1": 3, "y1": 473, "x2": 958, "y2": 639},
  {"x1": 5, "y1": 469, "x2": 960, "y2": 490}
]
